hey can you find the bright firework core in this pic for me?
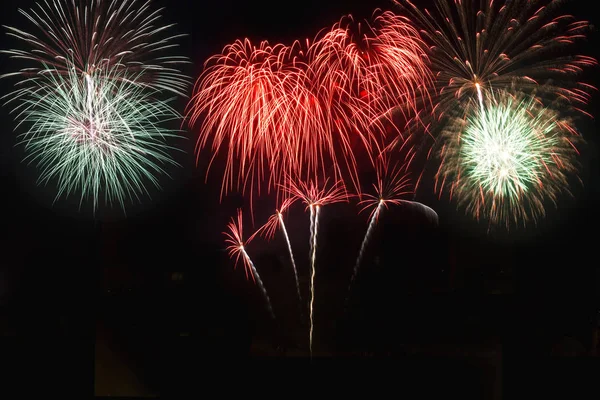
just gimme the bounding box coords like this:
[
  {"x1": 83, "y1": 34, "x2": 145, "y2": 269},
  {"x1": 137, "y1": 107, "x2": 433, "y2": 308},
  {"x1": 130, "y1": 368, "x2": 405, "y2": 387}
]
[
  {"x1": 436, "y1": 89, "x2": 580, "y2": 227},
  {"x1": 66, "y1": 117, "x2": 103, "y2": 143},
  {"x1": 461, "y1": 97, "x2": 559, "y2": 199},
  {"x1": 62, "y1": 71, "x2": 110, "y2": 146}
]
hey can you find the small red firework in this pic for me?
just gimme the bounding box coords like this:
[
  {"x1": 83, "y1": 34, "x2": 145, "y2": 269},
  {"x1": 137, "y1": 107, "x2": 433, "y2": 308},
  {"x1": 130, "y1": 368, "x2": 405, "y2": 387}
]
[
  {"x1": 223, "y1": 208, "x2": 260, "y2": 281},
  {"x1": 358, "y1": 152, "x2": 414, "y2": 222},
  {"x1": 255, "y1": 197, "x2": 298, "y2": 241},
  {"x1": 285, "y1": 177, "x2": 349, "y2": 209}
]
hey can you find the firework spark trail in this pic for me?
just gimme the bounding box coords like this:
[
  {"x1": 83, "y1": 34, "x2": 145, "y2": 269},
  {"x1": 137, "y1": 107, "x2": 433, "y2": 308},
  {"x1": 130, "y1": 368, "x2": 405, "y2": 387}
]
[
  {"x1": 225, "y1": 209, "x2": 274, "y2": 318},
  {"x1": 278, "y1": 212, "x2": 302, "y2": 307},
  {"x1": 241, "y1": 247, "x2": 274, "y2": 319},
  {"x1": 255, "y1": 198, "x2": 302, "y2": 308},
  {"x1": 475, "y1": 82, "x2": 484, "y2": 112},
  {"x1": 436, "y1": 89, "x2": 580, "y2": 227},
  {"x1": 308, "y1": 204, "x2": 318, "y2": 356},
  {"x1": 345, "y1": 152, "x2": 414, "y2": 306},
  {"x1": 346, "y1": 200, "x2": 382, "y2": 307},
  {"x1": 286, "y1": 177, "x2": 347, "y2": 356}
]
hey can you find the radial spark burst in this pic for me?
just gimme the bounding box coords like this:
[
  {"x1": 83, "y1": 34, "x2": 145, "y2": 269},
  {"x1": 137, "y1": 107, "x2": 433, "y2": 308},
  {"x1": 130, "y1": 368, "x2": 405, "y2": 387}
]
[
  {"x1": 5, "y1": 64, "x2": 182, "y2": 211},
  {"x1": 188, "y1": 39, "x2": 309, "y2": 203},
  {"x1": 224, "y1": 208, "x2": 274, "y2": 317},
  {"x1": 2, "y1": 0, "x2": 190, "y2": 211},
  {"x1": 305, "y1": 10, "x2": 433, "y2": 187},
  {"x1": 394, "y1": 0, "x2": 597, "y2": 119},
  {"x1": 436, "y1": 90, "x2": 580, "y2": 227},
  {"x1": 189, "y1": 11, "x2": 434, "y2": 204},
  {"x1": 2, "y1": 0, "x2": 190, "y2": 95},
  {"x1": 307, "y1": 10, "x2": 432, "y2": 126}
]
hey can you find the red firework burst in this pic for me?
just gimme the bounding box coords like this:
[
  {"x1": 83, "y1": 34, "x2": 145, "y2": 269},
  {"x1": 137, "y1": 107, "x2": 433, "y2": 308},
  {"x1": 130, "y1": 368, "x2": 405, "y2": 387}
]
[
  {"x1": 358, "y1": 152, "x2": 414, "y2": 222},
  {"x1": 223, "y1": 208, "x2": 260, "y2": 281},
  {"x1": 306, "y1": 10, "x2": 433, "y2": 152},
  {"x1": 284, "y1": 176, "x2": 349, "y2": 209},
  {"x1": 187, "y1": 38, "x2": 304, "y2": 202},
  {"x1": 188, "y1": 11, "x2": 434, "y2": 207},
  {"x1": 255, "y1": 197, "x2": 298, "y2": 241}
]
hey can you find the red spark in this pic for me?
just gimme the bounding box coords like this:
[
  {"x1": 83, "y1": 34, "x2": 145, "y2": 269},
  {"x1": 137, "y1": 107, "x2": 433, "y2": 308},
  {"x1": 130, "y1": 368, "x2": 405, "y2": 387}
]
[
  {"x1": 358, "y1": 152, "x2": 414, "y2": 221},
  {"x1": 285, "y1": 177, "x2": 348, "y2": 209},
  {"x1": 255, "y1": 197, "x2": 298, "y2": 241},
  {"x1": 223, "y1": 208, "x2": 260, "y2": 281},
  {"x1": 187, "y1": 11, "x2": 433, "y2": 208}
]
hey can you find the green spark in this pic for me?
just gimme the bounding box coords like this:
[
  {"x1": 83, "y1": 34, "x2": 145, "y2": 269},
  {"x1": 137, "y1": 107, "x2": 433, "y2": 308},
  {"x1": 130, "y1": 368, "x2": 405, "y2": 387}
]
[
  {"x1": 437, "y1": 90, "x2": 580, "y2": 227},
  {"x1": 5, "y1": 61, "x2": 182, "y2": 212}
]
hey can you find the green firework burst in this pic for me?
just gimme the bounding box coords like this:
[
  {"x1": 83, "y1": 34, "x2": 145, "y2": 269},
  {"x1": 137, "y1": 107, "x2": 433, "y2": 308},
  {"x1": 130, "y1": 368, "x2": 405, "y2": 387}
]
[
  {"x1": 436, "y1": 90, "x2": 580, "y2": 227},
  {"x1": 5, "y1": 62, "x2": 183, "y2": 211},
  {"x1": 1, "y1": 0, "x2": 190, "y2": 213}
]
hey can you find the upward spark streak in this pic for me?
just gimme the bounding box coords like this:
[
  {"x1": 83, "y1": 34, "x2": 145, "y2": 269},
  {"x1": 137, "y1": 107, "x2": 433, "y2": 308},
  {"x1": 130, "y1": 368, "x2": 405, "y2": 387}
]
[
  {"x1": 475, "y1": 81, "x2": 484, "y2": 112},
  {"x1": 308, "y1": 204, "x2": 320, "y2": 357},
  {"x1": 278, "y1": 213, "x2": 302, "y2": 307},
  {"x1": 255, "y1": 198, "x2": 302, "y2": 309},
  {"x1": 346, "y1": 200, "x2": 383, "y2": 305},
  {"x1": 286, "y1": 177, "x2": 347, "y2": 356},
  {"x1": 225, "y1": 209, "x2": 274, "y2": 318},
  {"x1": 241, "y1": 246, "x2": 274, "y2": 319}
]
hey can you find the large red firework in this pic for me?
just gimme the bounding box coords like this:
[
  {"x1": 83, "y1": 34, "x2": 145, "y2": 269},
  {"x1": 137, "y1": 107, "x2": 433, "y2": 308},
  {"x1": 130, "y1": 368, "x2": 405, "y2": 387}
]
[
  {"x1": 306, "y1": 10, "x2": 433, "y2": 168},
  {"x1": 187, "y1": 11, "x2": 433, "y2": 208},
  {"x1": 187, "y1": 39, "x2": 304, "y2": 202}
]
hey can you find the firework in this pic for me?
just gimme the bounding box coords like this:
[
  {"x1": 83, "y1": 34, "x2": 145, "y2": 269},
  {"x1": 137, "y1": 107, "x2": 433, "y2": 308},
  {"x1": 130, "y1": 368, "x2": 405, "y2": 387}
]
[
  {"x1": 187, "y1": 36, "x2": 362, "y2": 206},
  {"x1": 2, "y1": 0, "x2": 189, "y2": 211},
  {"x1": 224, "y1": 209, "x2": 274, "y2": 318},
  {"x1": 307, "y1": 10, "x2": 432, "y2": 125},
  {"x1": 4, "y1": 63, "x2": 182, "y2": 211},
  {"x1": 188, "y1": 11, "x2": 434, "y2": 205},
  {"x1": 306, "y1": 10, "x2": 433, "y2": 187},
  {"x1": 394, "y1": 0, "x2": 597, "y2": 119},
  {"x1": 346, "y1": 151, "x2": 438, "y2": 304},
  {"x1": 2, "y1": 0, "x2": 190, "y2": 95},
  {"x1": 256, "y1": 198, "x2": 302, "y2": 308},
  {"x1": 436, "y1": 89, "x2": 580, "y2": 227},
  {"x1": 187, "y1": 39, "x2": 310, "y2": 204},
  {"x1": 285, "y1": 177, "x2": 347, "y2": 356},
  {"x1": 347, "y1": 154, "x2": 413, "y2": 300}
]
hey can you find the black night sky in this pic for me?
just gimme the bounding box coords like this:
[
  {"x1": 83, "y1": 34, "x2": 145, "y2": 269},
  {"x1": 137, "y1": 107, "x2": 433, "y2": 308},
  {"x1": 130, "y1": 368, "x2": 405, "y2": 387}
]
[{"x1": 0, "y1": 0, "x2": 599, "y2": 398}]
